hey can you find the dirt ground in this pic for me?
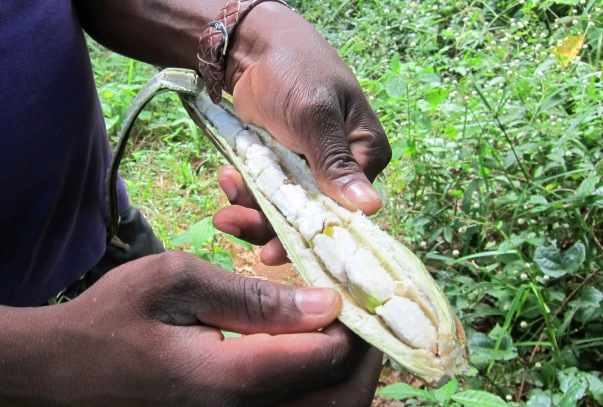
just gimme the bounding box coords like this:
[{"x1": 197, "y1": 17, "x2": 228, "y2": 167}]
[{"x1": 230, "y1": 244, "x2": 423, "y2": 407}]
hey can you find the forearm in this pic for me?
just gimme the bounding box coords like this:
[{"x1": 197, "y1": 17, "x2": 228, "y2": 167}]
[
  {"x1": 73, "y1": 0, "x2": 310, "y2": 92},
  {"x1": 0, "y1": 305, "x2": 69, "y2": 405},
  {"x1": 74, "y1": 0, "x2": 214, "y2": 70}
]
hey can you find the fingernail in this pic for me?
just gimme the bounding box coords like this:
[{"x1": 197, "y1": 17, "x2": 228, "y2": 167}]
[
  {"x1": 295, "y1": 288, "x2": 338, "y2": 316},
  {"x1": 344, "y1": 181, "x2": 381, "y2": 205}
]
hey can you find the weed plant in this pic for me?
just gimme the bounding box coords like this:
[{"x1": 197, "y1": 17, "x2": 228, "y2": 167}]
[
  {"x1": 92, "y1": 0, "x2": 602, "y2": 405},
  {"x1": 293, "y1": 0, "x2": 603, "y2": 405}
]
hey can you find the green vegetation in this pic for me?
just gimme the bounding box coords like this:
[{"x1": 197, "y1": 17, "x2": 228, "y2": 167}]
[{"x1": 91, "y1": 0, "x2": 602, "y2": 405}]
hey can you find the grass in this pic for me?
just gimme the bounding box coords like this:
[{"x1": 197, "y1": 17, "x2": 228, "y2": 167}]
[{"x1": 91, "y1": 0, "x2": 602, "y2": 405}]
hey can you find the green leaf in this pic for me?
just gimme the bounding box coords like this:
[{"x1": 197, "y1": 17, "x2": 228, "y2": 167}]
[
  {"x1": 226, "y1": 234, "x2": 254, "y2": 251},
  {"x1": 188, "y1": 217, "x2": 219, "y2": 249},
  {"x1": 579, "y1": 287, "x2": 602, "y2": 307},
  {"x1": 466, "y1": 328, "x2": 517, "y2": 368},
  {"x1": 557, "y1": 378, "x2": 588, "y2": 407},
  {"x1": 526, "y1": 390, "x2": 553, "y2": 407},
  {"x1": 208, "y1": 251, "x2": 233, "y2": 271},
  {"x1": 390, "y1": 52, "x2": 401, "y2": 73},
  {"x1": 576, "y1": 173, "x2": 599, "y2": 197},
  {"x1": 452, "y1": 390, "x2": 509, "y2": 407},
  {"x1": 433, "y1": 380, "x2": 459, "y2": 404},
  {"x1": 425, "y1": 87, "x2": 449, "y2": 108},
  {"x1": 390, "y1": 138, "x2": 409, "y2": 161},
  {"x1": 377, "y1": 382, "x2": 437, "y2": 402},
  {"x1": 585, "y1": 372, "x2": 603, "y2": 403},
  {"x1": 385, "y1": 74, "x2": 407, "y2": 100},
  {"x1": 533, "y1": 242, "x2": 585, "y2": 278},
  {"x1": 411, "y1": 111, "x2": 432, "y2": 131}
]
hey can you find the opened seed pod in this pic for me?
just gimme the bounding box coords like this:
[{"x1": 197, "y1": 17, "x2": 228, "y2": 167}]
[{"x1": 113, "y1": 69, "x2": 470, "y2": 387}]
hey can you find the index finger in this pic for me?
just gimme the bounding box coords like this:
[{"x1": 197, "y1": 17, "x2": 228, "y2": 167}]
[{"x1": 198, "y1": 322, "x2": 375, "y2": 405}]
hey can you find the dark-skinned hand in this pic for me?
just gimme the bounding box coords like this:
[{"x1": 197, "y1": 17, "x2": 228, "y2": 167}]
[{"x1": 4, "y1": 252, "x2": 381, "y2": 406}]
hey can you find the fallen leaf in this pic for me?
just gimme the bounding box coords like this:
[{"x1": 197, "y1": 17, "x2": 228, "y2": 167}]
[{"x1": 552, "y1": 35, "x2": 585, "y2": 67}]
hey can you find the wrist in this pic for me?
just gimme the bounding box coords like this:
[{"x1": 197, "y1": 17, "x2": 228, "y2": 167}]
[
  {"x1": 0, "y1": 304, "x2": 73, "y2": 404},
  {"x1": 198, "y1": 0, "x2": 300, "y2": 102}
]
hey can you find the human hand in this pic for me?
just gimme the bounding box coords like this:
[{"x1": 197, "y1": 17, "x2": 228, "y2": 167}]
[
  {"x1": 214, "y1": 165, "x2": 289, "y2": 265},
  {"x1": 25, "y1": 252, "x2": 381, "y2": 406},
  {"x1": 225, "y1": 3, "x2": 391, "y2": 216}
]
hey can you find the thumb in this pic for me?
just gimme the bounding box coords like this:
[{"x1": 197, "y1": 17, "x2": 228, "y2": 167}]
[
  {"x1": 307, "y1": 121, "x2": 385, "y2": 216},
  {"x1": 149, "y1": 252, "x2": 342, "y2": 335},
  {"x1": 301, "y1": 93, "x2": 390, "y2": 215}
]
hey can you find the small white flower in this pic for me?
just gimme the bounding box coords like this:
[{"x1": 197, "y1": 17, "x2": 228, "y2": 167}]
[
  {"x1": 506, "y1": 395, "x2": 513, "y2": 401},
  {"x1": 420, "y1": 241, "x2": 427, "y2": 249},
  {"x1": 544, "y1": 275, "x2": 550, "y2": 281},
  {"x1": 518, "y1": 218, "x2": 526, "y2": 225},
  {"x1": 520, "y1": 273, "x2": 529, "y2": 281},
  {"x1": 588, "y1": 21, "x2": 595, "y2": 28},
  {"x1": 520, "y1": 321, "x2": 528, "y2": 328},
  {"x1": 535, "y1": 362, "x2": 542, "y2": 368},
  {"x1": 452, "y1": 249, "x2": 460, "y2": 257}
]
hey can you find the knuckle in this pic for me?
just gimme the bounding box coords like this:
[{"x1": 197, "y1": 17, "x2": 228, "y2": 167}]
[
  {"x1": 288, "y1": 84, "x2": 342, "y2": 127},
  {"x1": 366, "y1": 130, "x2": 392, "y2": 177},
  {"x1": 239, "y1": 278, "x2": 280, "y2": 323}
]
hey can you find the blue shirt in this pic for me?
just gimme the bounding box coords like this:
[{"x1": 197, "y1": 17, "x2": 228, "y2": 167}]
[{"x1": 0, "y1": 0, "x2": 128, "y2": 305}]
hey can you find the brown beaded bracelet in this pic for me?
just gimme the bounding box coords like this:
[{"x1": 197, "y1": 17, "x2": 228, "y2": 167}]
[{"x1": 197, "y1": 0, "x2": 293, "y2": 104}]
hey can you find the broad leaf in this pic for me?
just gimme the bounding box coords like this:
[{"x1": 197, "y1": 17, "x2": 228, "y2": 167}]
[
  {"x1": 377, "y1": 382, "x2": 436, "y2": 402},
  {"x1": 452, "y1": 390, "x2": 508, "y2": 407},
  {"x1": 526, "y1": 390, "x2": 553, "y2": 407},
  {"x1": 534, "y1": 242, "x2": 585, "y2": 278},
  {"x1": 385, "y1": 74, "x2": 407, "y2": 100},
  {"x1": 557, "y1": 378, "x2": 587, "y2": 407},
  {"x1": 433, "y1": 380, "x2": 459, "y2": 404}
]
